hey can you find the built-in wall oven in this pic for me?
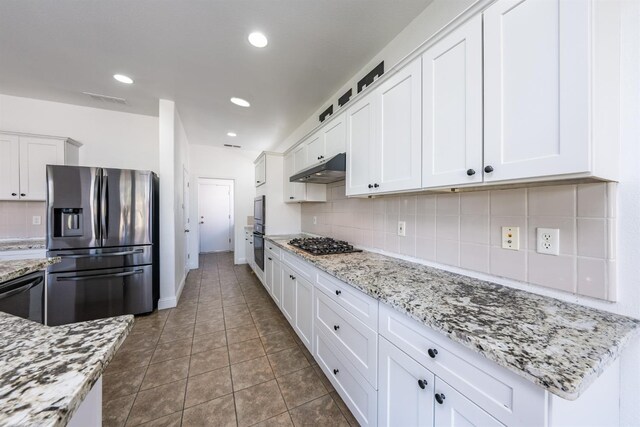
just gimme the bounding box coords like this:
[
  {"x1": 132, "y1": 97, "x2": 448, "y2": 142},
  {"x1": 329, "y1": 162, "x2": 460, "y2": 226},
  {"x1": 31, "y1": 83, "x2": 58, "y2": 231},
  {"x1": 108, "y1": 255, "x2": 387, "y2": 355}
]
[{"x1": 254, "y1": 196, "x2": 265, "y2": 271}]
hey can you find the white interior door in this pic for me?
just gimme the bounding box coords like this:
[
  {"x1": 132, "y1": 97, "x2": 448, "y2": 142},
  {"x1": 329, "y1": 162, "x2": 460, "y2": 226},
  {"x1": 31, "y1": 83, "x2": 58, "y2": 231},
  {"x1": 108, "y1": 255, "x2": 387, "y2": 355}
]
[{"x1": 199, "y1": 180, "x2": 233, "y2": 253}]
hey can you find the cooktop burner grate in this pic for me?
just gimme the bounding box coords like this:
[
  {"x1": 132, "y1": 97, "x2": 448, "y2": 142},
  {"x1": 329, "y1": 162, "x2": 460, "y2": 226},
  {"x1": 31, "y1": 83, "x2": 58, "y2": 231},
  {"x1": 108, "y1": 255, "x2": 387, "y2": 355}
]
[{"x1": 288, "y1": 237, "x2": 362, "y2": 256}]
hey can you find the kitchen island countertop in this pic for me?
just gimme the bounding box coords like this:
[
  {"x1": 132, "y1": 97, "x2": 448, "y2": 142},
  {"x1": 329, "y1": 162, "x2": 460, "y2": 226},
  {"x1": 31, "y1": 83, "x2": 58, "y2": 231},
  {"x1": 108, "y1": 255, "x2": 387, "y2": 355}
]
[
  {"x1": 0, "y1": 257, "x2": 60, "y2": 283},
  {"x1": 266, "y1": 234, "x2": 640, "y2": 400}
]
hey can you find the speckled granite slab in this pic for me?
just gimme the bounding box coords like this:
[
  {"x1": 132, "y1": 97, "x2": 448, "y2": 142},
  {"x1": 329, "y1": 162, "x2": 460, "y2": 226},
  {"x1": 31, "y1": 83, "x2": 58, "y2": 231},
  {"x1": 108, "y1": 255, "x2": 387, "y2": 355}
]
[
  {"x1": 266, "y1": 235, "x2": 640, "y2": 400},
  {"x1": 0, "y1": 238, "x2": 46, "y2": 251},
  {"x1": 0, "y1": 257, "x2": 60, "y2": 283},
  {"x1": 0, "y1": 312, "x2": 133, "y2": 427}
]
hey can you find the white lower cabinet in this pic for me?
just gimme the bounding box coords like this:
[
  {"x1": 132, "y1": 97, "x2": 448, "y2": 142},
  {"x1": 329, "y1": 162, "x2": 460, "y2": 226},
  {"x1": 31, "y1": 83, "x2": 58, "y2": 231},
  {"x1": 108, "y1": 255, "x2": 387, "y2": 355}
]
[
  {"x1": 378, "y1": 337, "x2": 434, "y2": 427},
  {"x1": 281, "y1": 265, "x2": 296, "y2": 324},
  {"x1": 293, "y1": 272, "x2": 314, "y2": 353}
]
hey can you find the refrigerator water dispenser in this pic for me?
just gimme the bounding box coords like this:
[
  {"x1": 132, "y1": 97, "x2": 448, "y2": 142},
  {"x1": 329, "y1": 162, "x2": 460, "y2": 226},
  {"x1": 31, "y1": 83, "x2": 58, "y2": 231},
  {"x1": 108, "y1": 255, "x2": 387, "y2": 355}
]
[{"x1": 54, "y1": 208, "x2": 84, "y2": 237}]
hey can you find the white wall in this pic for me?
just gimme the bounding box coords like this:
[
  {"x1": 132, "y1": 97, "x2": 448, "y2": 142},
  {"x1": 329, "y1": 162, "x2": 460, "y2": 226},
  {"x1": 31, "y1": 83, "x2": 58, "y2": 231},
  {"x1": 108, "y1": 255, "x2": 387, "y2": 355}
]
[
  {"x1": 158, "y1": 100, "x2": 176, "y2": 309},
  {"x1": 0, "y1": 94, "x2": 159, "y2": 171},
  {"x1": 188, "y1": 144, "x2": 260, "y2": 266},
  {"x1": 274, "y1": 0, "x2": 476, "y2": 153}
]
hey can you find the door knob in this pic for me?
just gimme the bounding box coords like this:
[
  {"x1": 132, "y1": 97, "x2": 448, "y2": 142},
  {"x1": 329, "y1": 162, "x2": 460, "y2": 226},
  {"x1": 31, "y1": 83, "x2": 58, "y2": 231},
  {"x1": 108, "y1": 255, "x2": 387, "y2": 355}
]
[
  {"x1": 435, "y1": 393, "x2": 446, "y2": 404},
  {"x1": 199, "y1": 221, "x2": 204, "y2": 224},
  {"x1": 20, "y1": 193, "x2": 26, "y2": 197},
  {"x1": 184, "y1": 229, "x2": 190, "y2": 233},
  {"x1": 484, "y1": 165, "x2": 494, "y2": 173},
  {"x1": 334, "y1": 325, "x2": 340, "y2": 331},
  {"x1": 466, "y1": 169, "x2": 476, "y2": 176},
  {"x1": 333, "y1": 369, "x2": 339, "y2": 375},
  {"x1": 373, "y1": 183, "x2": 379, "y2": 188},
  {"x1": 368, "y1": 184, "x2": 373, "y2": 189},
  {"x1": 428, "y1": 348, "x2": 438, "y2": 358},
  {"x1": 11, "y1": 193, "x2": 16, "y2": 196},
  {"x1": 418, "y1": 379, "x2": 427, "y2": 389}
]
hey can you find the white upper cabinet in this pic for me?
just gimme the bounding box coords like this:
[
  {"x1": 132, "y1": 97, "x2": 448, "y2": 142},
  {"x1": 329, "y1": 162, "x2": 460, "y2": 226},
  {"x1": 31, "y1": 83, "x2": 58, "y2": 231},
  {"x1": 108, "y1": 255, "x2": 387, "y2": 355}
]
[
  {"x1": 283, "y1": 152, "x2": 305, "y2": 202},
  {"x1": 255, "y1": 155, "x2": 266, "y2": 187},
  {"x1": 322, "y1": 112, "x2": 346, "y2": 160},
  {"x1": 483, "y1": 0, "x2": 590, "y2": 182},
  {"x1": 305, "y1": 132, "x2": 324, "y2": 166},
  {"x1": 346, "y1": 92, "x2": 377, "y2": 196},
  {"x1": 0, "y1": 134, "x2": 20, "y2": 200},
  {"x1": 293, "y1": 143, "x2": 308, "y2": 174},
  {"x1": 0, "y1": 132, "x2": 80, "y2": 201},
  {"x1": 422, "y1": 15, "x2": 483, "y2": 188}
]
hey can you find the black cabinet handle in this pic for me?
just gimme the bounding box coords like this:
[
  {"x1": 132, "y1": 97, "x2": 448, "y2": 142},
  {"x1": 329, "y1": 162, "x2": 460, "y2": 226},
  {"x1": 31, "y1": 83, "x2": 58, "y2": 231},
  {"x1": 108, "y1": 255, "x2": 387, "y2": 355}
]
[
  {"x1": 435, "y1": 393, "x2": 446, "y2": 404},
  {"x1": 334, "y1": 325, "x2": 340, "y2": 331},
  {"x1": 333, "y1": 369, "x2": 339, "y2": 375},
  {"x1": 20, "y1": 193, "x2": 26, "y2": 196},
  {"x1": 368, "y1": 184, "x2": 373, "y2": 189},
  {"x1": 418, "y1": 379, "x2": 427, "y2": 389},
  {"x1": 428, "y1": 348, "x2": 438, "y2": 358},
  {"x1": 11, "y1": 193, "x2": 17, "y2": 196},
  {"x1": 268, "y1": 257, "x2": 272, "y2": 261},
  {"x1": 466, "y1": 169, "x2": 475, "y2": 176},
  {"x1": 335, "y1": 290, "x2": 341, "y2": 296},
  {"x1": 484, "y1": 165, "x2": 494, "y2": 173},
  {"x1": 373, "y1": 183, "x2": 379, "y2": 188}
]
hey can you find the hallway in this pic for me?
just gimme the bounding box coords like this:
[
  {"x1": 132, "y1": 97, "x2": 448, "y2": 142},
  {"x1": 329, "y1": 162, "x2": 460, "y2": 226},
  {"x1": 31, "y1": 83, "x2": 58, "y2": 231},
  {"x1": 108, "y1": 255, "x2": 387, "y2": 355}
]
[{"x1": 102, "y1": 252, "x2": 358, "y2": 426}]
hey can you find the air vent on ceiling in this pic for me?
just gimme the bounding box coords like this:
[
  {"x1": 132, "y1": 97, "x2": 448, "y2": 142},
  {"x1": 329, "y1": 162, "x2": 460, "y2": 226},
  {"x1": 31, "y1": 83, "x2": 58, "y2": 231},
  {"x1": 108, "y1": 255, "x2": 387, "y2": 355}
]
[
  {"x1": 83, "y1": 92, "x2": 127, "y2": 105},
  {"x1": 224, "y1": 144, "x2": 242, "y2": 148}
]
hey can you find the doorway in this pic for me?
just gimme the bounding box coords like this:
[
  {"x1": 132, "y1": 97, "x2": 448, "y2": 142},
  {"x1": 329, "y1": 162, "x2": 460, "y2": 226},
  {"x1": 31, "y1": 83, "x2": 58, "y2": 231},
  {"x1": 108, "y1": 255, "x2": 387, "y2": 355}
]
[{"x1": 198, "y1": 178, "x2": 234, "y2": 253}]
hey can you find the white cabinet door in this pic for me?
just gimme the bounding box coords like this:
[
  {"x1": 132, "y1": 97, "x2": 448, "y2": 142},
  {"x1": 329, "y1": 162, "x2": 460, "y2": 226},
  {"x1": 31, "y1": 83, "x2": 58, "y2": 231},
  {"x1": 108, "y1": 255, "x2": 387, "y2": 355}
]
[
  {"x1": 283, "y1": 152, "x2": 305, "y2": 202},
  {"x1": 306, "y1": 132, "x2": 324, "y2": 166},
  {"x1": 245, "y1": 233, "x2": 254, "y2": 266},
  {"x1": 281, "y1": 265, "x2": 296, "y2": 324},
  {"x1": 0, "y1": 134, "x2": 20, "y2": 200},
  {"x1": 294, "y1": 273, "x2": 314, "y2": 352},
  {"x1": 271, "y1": 258, "x2": 283, "y2": 308},
  {"x1": 375, "y1": 57, "x2": 422, "y2": 193},
  {"x1": 483, "y1": 0, "x2": 589, "y2": 182},
  {"x1": 379, "y1": 338, "x2": 435, "y2": 427},
  {"x1": 423, "y1": 15, "x2": 483, "y2": 188},
  {"x1": 434, "y1": 379, "x2": 504, "y2": 427},
  {"x1": 293, "y1": 143, "x2": 308, "y2": 174},
  {"x1": 265, "y1": 254, "x2": 273, "y2": 292},
  {"x1": 323, "y1": 113, "x2": 346, "y2": 159},
  {"x1": 19, "y1": 136, "x2": 65, "y2": 201},
  {"x1": 346, "y1": 92, "x2": 376, "y2": 196},
  {"x1": 255, "y1": 155, "x2": 266, "y2": 187}
]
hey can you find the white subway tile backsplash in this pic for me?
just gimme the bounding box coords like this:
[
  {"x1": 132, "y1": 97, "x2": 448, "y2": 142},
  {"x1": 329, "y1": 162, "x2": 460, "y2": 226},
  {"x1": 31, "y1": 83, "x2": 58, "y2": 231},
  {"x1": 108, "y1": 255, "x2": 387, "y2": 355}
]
[
  {"x1": 0, "y1": 201, "x2": 46, "y2": 239},
  {"x1": 303, "y1": 181, "x2": 616, "y2": 301}
]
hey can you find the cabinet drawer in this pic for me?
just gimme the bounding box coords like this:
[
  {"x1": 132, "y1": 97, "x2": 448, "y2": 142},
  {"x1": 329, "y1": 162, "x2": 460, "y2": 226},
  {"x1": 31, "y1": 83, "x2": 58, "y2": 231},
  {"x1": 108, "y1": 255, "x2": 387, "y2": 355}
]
[
  {"x1": 281, "y1": 250, "x2": 315, "y2": 282},
  {"x1": 315, "y1": 329, "x2": 377, "y2": 427},
  {"x1": 315, "y1": 290, "x2": 377, "y2": 387},
  {"x1": 379, "y1": 304, "x2": 545, "y2": 426},
  {"x1": 315, "y1": 270, "x2": 378, "y2": 330},
  {"x1": 265, "y1": 243, "x2": 281, "y2": 260}
]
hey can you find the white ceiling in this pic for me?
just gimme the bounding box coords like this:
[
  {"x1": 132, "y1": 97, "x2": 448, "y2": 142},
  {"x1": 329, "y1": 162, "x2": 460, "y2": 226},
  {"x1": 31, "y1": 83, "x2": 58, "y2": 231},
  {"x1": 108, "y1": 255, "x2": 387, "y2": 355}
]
[{"x1": 0, "y1": 1, "x2": 432, "y2": 151}]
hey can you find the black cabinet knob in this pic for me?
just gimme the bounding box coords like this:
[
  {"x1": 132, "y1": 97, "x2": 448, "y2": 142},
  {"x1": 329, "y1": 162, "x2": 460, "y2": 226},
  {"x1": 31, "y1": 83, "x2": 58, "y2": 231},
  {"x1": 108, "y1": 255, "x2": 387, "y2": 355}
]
[
  {"x1": 428, "y1": 348, "x2": 438, "y2": 358},
  {"x1": 11, "y1": 193, "x2": 17, "y2": 196},
  {"x1": 418, "y1": 379, "x2": 427, "y2": 389},
  {"x1": 268, "y1": 257, "x2": 272, "y2": 261},
  {"x1": 256, "y1": 180, "x2": 260, "y2": 183},
  {"x1": 435, "y1": 393, "x2": 446, "y2": 405},
  {"x1": 368, "y1": 184, "x2": 373, "y2": 189},
  {"x1": 334, "y1": 325, "x2": 340, "y2": 331},
  {"x1": 291, "y1": 276, "x2": 296, "y2": 280},
  {"x1": 373, "y1": 183, "x2": 379, "y2": 188},
  {"x1": 333, "y1": 369, "x2": 339, "y2": 375},
  {"x1": 289, "y1": 196, "x2": 294, "y2": 200},
  {"x1": 335, "y1": 290, "x2": 341, "y2": 296},
  {"x1": 20, "y1": 193, "x2": 25, "y2": 197},
  {"x1": 466, "y1": 169, "x2": 475, "y2": 176},
  {"x1": 484, "y1": 165, "x2": 494, "y2": 173}
]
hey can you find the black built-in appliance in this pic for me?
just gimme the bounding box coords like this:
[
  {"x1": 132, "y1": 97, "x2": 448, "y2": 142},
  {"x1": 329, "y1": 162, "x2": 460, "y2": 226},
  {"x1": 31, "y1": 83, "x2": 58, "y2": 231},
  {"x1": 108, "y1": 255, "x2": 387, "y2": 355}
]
[{"x1": 253, "y1": 195, "x2": 266, "y2": 271}]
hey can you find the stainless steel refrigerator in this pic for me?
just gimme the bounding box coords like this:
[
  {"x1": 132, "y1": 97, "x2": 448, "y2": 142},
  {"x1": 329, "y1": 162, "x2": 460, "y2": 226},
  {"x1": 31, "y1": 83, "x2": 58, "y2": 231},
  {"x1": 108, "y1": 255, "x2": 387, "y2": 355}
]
[{"x1": 46, "y1": 165, "x2": 159, "y2": 326}]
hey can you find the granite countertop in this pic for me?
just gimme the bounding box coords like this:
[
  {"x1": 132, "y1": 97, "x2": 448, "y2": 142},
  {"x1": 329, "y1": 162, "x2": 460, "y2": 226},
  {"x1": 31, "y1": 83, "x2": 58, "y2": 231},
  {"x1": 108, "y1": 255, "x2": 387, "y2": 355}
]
[
  {"x1": 0, "y1": 238, "x2": 46, "y2": 252},
  {"x1": 0, "y1": 258, "x2": 61, "y2": 283},
  {"x1": 0, "y1": 312, "x2": 133, "y2": 427},
  {"x1": 266, "y1": 235, "x2": 640, "y2": 400}
]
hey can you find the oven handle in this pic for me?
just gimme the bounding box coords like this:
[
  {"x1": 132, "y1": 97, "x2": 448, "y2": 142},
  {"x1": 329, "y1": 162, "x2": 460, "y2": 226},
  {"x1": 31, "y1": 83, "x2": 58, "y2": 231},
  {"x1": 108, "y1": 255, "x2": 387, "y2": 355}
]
[
  {"x1": 56, "y1": 269, "x2": 143, "y2": 281},
  {"x1": 58, "y1": 249, "x2": 144, "y2": 259},
  {"x1": 0, "y1": 276, "x2": 43, "y2": 301}
]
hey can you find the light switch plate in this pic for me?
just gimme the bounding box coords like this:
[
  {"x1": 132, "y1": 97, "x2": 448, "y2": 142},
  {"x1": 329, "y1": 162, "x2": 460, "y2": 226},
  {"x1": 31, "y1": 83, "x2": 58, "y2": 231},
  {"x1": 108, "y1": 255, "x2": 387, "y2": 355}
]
[
  {"x1": 537, "y1": 228, "x2": 560, "y2": 255},
  {"x1": 501, "y1": 226, "x2": 520, "y2": 250},
  {"x1": 32, "y1": 216, "x2": 41, "y2": 225},
  {"x1": 397, "y1": 221, "x2": 406, "y2": 237}
]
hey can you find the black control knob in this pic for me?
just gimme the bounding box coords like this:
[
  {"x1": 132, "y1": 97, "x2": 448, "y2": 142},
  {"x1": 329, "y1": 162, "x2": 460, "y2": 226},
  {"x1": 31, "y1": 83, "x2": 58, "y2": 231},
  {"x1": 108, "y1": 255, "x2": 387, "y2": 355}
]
[
  {"x1": 428, "y1": 348, "x2": 438, "y2": 358},
  {"x1": 368, "y1": 184, "x2": 373, "y2": 189},
  {"x1": 435, "y1": 393, "x2": 446, "y2": 404},
  {"x1": 418, "y1": 379, "x2": 427, "y2": 390},
  {"x1": 335, "y1": 290, "x2": 341, "y2": 296},
  {"x1": 11, "y1": 193, "x2": 17, "y2": 196},
  {"x1": 466, "y1": 169, "x2": 475, "y2": 176},
  {"x1": 334, "y1": 325, "x2": 340, "y2": 331},
  {"x1": 484, "y1": 165, "x2": 494, "y2": 173},
  {"x1": 333, "y1": 369, "x2": 339, "y2": 375},
  {"x1": 373, "y1": 183, "x2": 379, "y2": 188}
]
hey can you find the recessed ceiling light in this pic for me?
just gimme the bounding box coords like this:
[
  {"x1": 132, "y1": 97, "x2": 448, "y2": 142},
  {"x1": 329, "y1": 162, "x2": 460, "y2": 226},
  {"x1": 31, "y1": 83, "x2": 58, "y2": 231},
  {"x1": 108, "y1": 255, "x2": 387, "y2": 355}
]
[
  {"x1": 113, "y1": 74, "x2": 133, "y2": 84},
  {"x1": 230, "y1": 97, "x2": 250, "y2": 107},
  {"x1": 227, "y1": 132, "x2": 237, "y2": 137},
  {"x1": 248, "y1": 32, "x2": 268, "y2": 48}
]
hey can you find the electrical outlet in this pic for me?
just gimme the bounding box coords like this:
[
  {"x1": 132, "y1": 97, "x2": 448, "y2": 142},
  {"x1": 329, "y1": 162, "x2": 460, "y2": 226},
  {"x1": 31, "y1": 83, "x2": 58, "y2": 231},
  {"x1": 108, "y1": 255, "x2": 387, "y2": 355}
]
[
  {"x1": 537, "y1": 228, "x2": 560, "y2": 255},
  {"x1": 32, "y1": 216, "x2": 41, "y2": 225},
  {"x1": 501, "y1": 226, "x2": 520, "y2": 250},
  {"x1": 397, "y1": 221, "x2": 406, "y2": 237},
  {"x1": 313, "y1": 216, "x2": 317, "y2": 225}
]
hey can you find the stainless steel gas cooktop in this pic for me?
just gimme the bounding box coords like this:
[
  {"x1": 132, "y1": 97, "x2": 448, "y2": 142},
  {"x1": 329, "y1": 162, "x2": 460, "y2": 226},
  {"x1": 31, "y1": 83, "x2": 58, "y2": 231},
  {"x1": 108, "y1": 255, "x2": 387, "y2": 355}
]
[{"x1": 288, "y1": 237, "x2": 362, "y2": 256}]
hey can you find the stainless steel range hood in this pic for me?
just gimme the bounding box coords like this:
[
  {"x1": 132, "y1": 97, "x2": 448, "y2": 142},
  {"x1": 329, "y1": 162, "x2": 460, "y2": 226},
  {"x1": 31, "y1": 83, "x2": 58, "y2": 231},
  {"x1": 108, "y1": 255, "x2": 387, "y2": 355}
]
[{"x1": 290, "y1": 153, "x2": 346, "y2": 184}]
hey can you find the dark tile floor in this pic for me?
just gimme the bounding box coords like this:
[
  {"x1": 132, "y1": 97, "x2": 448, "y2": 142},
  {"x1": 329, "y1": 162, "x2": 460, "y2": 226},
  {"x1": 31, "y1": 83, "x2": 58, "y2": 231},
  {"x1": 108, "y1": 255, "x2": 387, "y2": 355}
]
[{"x1": 102, "y1": 252, "x2": 359, "y2": 427}]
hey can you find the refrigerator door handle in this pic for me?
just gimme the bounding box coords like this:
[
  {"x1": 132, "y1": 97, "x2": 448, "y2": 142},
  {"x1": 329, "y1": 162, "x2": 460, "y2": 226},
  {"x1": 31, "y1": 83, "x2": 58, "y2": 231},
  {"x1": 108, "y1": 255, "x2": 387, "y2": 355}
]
[
  {"x1": 56, "y1": 269, "x2": 143, "y2": 281},
  {"x1": 93, "y1": 168, "x2": 101, "y2": 241},
  {"x1": 59, "y1": 249, "x2": 144, "y2": 259},
  {"x1": 101, "y1": 170, "x2": 109, "y2": 242}
]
